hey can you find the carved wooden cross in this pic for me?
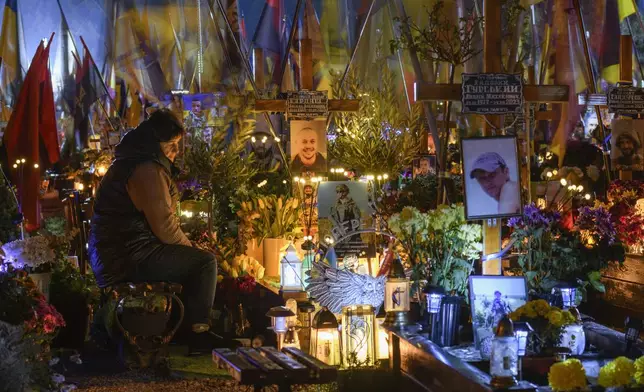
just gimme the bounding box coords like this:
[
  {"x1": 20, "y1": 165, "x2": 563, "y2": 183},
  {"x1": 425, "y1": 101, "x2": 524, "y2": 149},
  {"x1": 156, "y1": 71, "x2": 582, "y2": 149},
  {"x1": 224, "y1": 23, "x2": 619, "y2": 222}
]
[
  {"x1": 578, "y1": 35, "x2": 635, "y2": 181},
  {"x1": 413, "y1": 0, "x2": 570, "y2": 275}
]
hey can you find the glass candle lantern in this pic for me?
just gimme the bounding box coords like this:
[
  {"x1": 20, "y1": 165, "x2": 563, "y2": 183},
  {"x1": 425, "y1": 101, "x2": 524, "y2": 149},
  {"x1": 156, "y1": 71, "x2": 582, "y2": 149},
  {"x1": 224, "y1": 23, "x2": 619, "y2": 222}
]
[
  {"x1": 383, "y1": 257, "x2": 410, "y2": 328},
  {"x1": 490, "y1": 316, "x2": 518, "y2": 389},
  {"x1": 310, "y1": 308, "x2": 341, "y2": 365},
  {"x1": 341, "y1": 305, "x2": 376, "y2": 368},
  {"x1": 280, "y1": 244, "x2": 303, "y2": 291}
]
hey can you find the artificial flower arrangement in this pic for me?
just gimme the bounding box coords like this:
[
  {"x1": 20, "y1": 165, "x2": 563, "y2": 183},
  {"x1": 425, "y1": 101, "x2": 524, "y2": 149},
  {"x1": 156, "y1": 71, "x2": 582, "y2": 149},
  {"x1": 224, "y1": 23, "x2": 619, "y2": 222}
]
[
  {"x1": 508, "y1": 204, "x2": 625, "y2": 299},
  {"x1": 387, "y1": 204, "x2": 482, "y2": 296},
  {"x1": 237, "y1": 195, "x2": 302, "y2": 243},
  {"x1": 509, "y1": 299, "x2": 577, "y2": 353},
  {"x1": 547, "y1": 356, "x2": 644, "y2": 391}
]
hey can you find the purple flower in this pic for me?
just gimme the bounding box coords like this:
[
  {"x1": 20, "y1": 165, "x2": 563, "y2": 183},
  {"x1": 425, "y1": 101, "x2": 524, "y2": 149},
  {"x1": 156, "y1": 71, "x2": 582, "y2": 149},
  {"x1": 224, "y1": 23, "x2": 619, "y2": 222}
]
[
  {"x1": 177, "y1": 178, "x2": 202, "y2": 193},
  {"x1": 575, "y1": 206, "x2": 617, "y2": 244},
  {"x1": 509, "y1": 204, "x2": 560, "y2": 229}
]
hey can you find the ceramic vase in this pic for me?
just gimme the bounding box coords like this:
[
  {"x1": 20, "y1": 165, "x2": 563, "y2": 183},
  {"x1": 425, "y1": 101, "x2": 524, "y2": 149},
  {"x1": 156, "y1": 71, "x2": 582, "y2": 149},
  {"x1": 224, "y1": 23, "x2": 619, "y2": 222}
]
[
  {"x1": 561, "y1": 324, "x2": 585, "y2": 355},
  {"x1": 263, "y1": 238, "x2": 290, "y2": 277}
]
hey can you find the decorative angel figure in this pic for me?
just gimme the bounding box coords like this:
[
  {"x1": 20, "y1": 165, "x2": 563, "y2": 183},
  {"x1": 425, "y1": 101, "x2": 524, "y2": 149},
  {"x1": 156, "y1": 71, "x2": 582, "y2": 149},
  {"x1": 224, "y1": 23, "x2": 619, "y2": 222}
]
[{"x1": 306, "y1": 260, "x2": 385, "y2": 314}]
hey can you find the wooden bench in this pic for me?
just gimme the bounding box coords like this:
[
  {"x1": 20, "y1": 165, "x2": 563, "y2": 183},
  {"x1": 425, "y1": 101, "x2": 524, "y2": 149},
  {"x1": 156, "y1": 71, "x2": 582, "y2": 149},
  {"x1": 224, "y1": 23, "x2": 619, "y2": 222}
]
[{"x1": 212, "y1": 346, "x2": 337, "y2": 391}]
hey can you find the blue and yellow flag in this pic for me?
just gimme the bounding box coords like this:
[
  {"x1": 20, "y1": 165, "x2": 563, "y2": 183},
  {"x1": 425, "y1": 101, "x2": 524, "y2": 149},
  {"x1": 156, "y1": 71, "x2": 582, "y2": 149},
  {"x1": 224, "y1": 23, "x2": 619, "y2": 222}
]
[{"x1": 0, "y1": 0, "x2": 23, "y2": 106}]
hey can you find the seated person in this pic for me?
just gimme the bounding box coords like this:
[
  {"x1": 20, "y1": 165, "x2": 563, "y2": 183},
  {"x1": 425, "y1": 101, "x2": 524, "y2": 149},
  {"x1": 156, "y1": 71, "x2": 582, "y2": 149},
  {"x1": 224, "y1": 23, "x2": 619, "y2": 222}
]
[{"x1": 88, "y1": 109, "x2": 217, "y2": 354}]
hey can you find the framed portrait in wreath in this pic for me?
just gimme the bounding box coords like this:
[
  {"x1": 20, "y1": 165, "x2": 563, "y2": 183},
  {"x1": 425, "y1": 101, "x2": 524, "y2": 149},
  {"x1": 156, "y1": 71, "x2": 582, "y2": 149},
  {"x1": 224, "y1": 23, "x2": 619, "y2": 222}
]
[
  {"x1": 461, "y1": 136, "x2": 522, "y2": 220},
  {"x1": 469, "y1": 276, "x2": 528, "y2": 350}
]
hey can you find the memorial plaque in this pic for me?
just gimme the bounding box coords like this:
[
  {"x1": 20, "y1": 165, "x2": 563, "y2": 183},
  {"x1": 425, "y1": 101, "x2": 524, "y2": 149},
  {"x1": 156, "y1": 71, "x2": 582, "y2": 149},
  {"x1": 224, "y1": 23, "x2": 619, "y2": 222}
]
[
  {"x1": 287, "y1": 90, "x2": 328, "y2": 120},
  {"x1": 608, "y1": 86, "x2": 644, "y2": 114},
  {"x1": 461, "y1": 73, "x2": 523, "y2": 114}
]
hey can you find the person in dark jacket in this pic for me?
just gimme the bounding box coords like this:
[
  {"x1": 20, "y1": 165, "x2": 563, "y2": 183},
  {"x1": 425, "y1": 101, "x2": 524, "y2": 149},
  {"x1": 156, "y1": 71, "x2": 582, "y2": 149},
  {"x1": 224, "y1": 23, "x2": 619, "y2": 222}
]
[{"x1": 88, "y1": 109, "x2": 217, "y2": 353}]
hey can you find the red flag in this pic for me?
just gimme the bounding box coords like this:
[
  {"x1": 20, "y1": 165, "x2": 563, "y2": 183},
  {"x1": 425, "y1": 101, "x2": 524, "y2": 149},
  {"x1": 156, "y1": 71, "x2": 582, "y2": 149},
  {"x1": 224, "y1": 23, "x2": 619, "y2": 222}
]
[{"x1": 1, "y1": 33, "x2": 58, "y2": 231}]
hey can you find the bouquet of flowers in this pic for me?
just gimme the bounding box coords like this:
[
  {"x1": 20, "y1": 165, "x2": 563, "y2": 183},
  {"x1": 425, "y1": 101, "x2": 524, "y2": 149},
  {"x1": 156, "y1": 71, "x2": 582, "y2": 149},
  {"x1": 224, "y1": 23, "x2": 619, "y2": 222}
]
[
  {"x1": 1, "y1": 236, "x2": 56, "y2": 272},
  {"x1": 508, "y1": 204, "x2": 625, "y2": 297},
  {"x1": 510, "y1": 300, "x2": 576, "y2": 353},
  {"x1": 387, "y1": 205, "x2": 482, "y2": 296},
  {"x1": 219, "y1": 254, "x2": 265, "y2": 281}
]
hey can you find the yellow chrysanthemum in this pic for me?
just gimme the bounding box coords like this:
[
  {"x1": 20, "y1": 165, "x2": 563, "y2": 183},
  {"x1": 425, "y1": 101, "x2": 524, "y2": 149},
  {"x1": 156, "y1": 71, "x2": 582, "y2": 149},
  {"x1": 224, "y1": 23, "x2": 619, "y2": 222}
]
[
  {"x1": 510, "y1": 310, "x2": 521, "y2": 322},
  {"x1": 613, "y1": 356, "x2": 636, "y2": 386},
  {"x1": 548, "y1": 358, "x2": 587, "y2": 392},
  {"x1": 561, "y1": 310, "x2": 576, "y2": 326},
  {"x1": 548, "y1": 310, "x2": 564, "y2": 327},
  {"x1": 635, "y1": 356, "x2": 644, "y2": 385},
  {"x1": 523, "y1": 306, "x2": 538, "y2": 319},
  {"x1": 534, "y1": 299, "x2": 551, "y2": 316},
  {"x1": 599, "y1": 357, "x2": 635, "y2": 388}
]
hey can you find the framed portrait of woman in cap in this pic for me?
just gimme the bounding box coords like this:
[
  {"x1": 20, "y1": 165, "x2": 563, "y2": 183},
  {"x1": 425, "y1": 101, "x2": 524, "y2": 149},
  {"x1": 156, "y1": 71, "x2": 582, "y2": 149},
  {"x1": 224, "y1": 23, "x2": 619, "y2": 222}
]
[{"x1": 461, "y1": 136, "x2": 522, "y2": 220}]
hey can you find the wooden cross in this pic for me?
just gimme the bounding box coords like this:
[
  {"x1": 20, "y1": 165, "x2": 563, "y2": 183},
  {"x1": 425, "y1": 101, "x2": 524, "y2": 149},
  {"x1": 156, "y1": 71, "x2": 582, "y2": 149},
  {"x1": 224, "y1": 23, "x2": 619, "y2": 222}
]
[
  {"x1": 577, "y1": 35, "x2": 635, "y2": 181},
  {"x1": 413, "y1": 0, "x2": 570, "y2": 275},
  {"x1": 254, "y1": 40, "x2": 359, "y2": 112}
]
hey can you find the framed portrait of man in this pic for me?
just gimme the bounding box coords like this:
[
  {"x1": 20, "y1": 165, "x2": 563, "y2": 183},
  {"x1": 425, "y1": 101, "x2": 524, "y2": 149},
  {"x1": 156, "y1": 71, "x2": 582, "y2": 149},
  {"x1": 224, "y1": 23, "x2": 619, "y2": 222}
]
[
  {"x1": 461, "y1": 136, "x2": 522, "y2": 220},
  {"x1": 289, "y1": 120, "x2": 327, "y2": 174},
  {"x1": 611, "y1": 119, "x2": 644, "y2": 171},
  {"x1": 412, "y1": 154, "x2": 437, "y2": 178}
]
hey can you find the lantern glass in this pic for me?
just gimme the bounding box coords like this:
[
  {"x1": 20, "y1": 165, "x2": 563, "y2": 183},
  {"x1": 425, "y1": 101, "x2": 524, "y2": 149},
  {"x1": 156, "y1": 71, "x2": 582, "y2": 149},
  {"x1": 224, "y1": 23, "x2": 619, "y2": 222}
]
[
  {"x1": 281, "y1": 258, "x2": 302, "y2": 291},
  {"x1": 375, "y1": 314, "x2": 389, "y2": 360},
  {"x1": 384, "y1": 279, "x2": 410, "y2": 312},
  {"x1": 560, "y1": 287, "x2": 576, "y2": 309},
  {"x1": 311, "y1": 328, "x2": 340, "y2": 365},
  {"x1": 490, "y1": 336, "x2": 519, "y2": 378},
  {"x1": 515, "y1": 330, "x2": 529, "y2": 357},
  {"x1": 426, "y1": 293, "x2": 443, "y2": 314},
  {"x1": 272, "y1": 316, "x2": 288, "y2": 333},
  {"x1": 341, "y1": 305, "x2": 376, "y2": 368}
]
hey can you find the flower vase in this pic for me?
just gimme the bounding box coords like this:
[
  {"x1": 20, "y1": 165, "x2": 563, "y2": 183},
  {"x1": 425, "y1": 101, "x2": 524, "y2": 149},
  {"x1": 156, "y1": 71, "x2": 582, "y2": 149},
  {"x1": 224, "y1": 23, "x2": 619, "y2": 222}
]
[
  {"x1": 561, "y1": 324, "x2": 585, "y2": 355},
  {"x1": 263, "y1": 238, "x2": 290, "y2": 277},
  {"x1": 29, "y1": 272, "x2": 52, "y2": 301},
  {"x1": 246, "y1": 238, "x2": 264, "y2": 266}
]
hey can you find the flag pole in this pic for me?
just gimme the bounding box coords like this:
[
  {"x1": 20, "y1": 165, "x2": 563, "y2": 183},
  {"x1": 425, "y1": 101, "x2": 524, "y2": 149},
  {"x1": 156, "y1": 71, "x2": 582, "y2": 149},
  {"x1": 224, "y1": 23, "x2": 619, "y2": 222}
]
[
  {"x1": 79, "y1": 36, "x2": 120, "y2": 146},
  {"x1": 206, "y1": 2, "x2": 242, "y2": 94}
]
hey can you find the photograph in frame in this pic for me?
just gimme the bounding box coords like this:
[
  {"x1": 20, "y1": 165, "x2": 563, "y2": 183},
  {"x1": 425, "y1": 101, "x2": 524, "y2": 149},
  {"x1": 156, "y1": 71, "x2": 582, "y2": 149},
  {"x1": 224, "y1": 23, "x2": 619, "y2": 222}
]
[
  {"x1": 610, "y1": 119, "x2": 644, "y2": 171},
  {"x1": 289, "y1": 120, "x2": 328, "y2": 175},
  {"x1": 461, "y1": 136, "x2": 522, "y2": 220},
  {"x1": 469, "y1": 276, "x2": 528, "y2": 350},
  {"x1": 412, "y1": 154, "x2": 437, "y2": 178},
  {"x1": 317, "y1": 181, "x2": 375, "y2": 260}
]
